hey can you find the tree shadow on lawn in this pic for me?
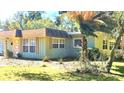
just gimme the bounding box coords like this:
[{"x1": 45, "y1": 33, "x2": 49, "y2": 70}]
[
  {"x1": 14, "y1": 71, "x2": 120, "y2": 81},
  {"x1": 58, "y1": 72, "x2": 120, "y2": 81},
  {"x1": 111, "y1": 65, "x2": 124, "y2": 76},
  {"x1": 15, "y1": 72, "x2": 53, "y2": 81}
]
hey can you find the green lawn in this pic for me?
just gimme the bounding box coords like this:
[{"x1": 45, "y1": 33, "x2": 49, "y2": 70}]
[{"x1": 0, "y1": 62, "x2": 123, "y2": 81}]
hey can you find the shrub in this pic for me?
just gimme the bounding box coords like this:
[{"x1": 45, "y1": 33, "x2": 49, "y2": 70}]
[
  {"x1": 17, "y1": 53, "x2": 22, "y2": 58},
  {"x1": 6, "y1": 50, "x2": 13, "y2": 58},
  {"x1": 88, "y1": 48, "x2": 101, "y2": 61},
  {"x1": 41, "y1": 64, "x2": 47, "y2": 67},
  {"x1": 42, "y1": 56, "x2": 49, "y2": 62},
  {"x1": 114, "y1": 51, "x2": 123, "y2": 60},
  {"x1": 100, "y1": 52, "x2": 109, "y2": 61},
  {"x1": 88, "y1": 48, "x2": 109, "y2": 61},
  {"x1": 8, "y1": 51, "x2": 13, "y2": 57}
]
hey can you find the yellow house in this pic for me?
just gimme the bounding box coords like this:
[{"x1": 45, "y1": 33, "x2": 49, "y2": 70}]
[{"x1": 94, "y1": 32, "x2": 123, "y2": 55}]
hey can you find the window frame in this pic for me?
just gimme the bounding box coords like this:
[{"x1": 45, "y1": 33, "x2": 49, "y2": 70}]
[
  {"x1": 29, "y1": 38, "x2": 36, "y2": 52},
  {"x1": 22, "y1": 38, "x2": 36, "y2": 53},
  {"x1": 103, "y1": 40, "x2": 108, "y2": 49},
  {"x1": 59, "y1": 39, "x2": 65, "y2": 48},
  {"x1": 73, "y1": 38, "x2": 82, "y2": 48},
  {"x1": 23, "y1": 39, "x2": 29, "y2": 52},
  {"x1": 52, "y1": 38, "x2": 59, "y2": 48},
  {"x1": 52, "y1": 38, "x2": 65, "y2": 48},
  {"x1": 109, "y1": 42, "x2": 115, "y2": 50}
]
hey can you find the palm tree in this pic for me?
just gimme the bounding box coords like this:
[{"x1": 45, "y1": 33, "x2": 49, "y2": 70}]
[{"x1": 59, "y1": 11, "x2": 112, "y2": 72}]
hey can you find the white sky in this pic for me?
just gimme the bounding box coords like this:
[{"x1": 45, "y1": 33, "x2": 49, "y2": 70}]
[
  {"x1": 0, "y1": 0, "x2": 124, "y2": 21},
  {"x1": 0, "y1": 11, "x2": 17, "y2": 21}
]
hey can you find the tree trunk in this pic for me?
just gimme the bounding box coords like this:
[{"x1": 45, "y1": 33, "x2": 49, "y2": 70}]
[
  {"x1": 81, "y1": 34, "x2": 88, "y2": 70},
  {"x1": 106, "y1": 27, "x2": 124, "y2": 73}
]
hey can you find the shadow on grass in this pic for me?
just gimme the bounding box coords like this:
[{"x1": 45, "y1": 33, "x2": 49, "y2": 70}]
[
  {"x1": 111, "y1": 65, "x2": 124, "y2": 76},
  {"x1": 14, "y1": 71, "x2": 120, "y2": 81},
  {"x1": 57, "y1": 71, "x2": 120, "y2": 81},
  {"x1": 15, "y1": 72, "x2": 53, "y2": 81},
  {"x1": 14, "y1": 70, "x2": 120, "y2": 81}
]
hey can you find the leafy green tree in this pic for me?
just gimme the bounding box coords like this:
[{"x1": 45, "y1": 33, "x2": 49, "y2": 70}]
[
  {"x1": 55, "y1": 15, "x2": 79, "y2": 31},
  {"x1": 106, "y1": 12, "x2": 124, "y2": 73},
  {"x1": 2, "y1": 11, "x2": 57, "y2": 30},
  {"x1": 27, "y1": 11, "x2": 44, "y2": 20}
]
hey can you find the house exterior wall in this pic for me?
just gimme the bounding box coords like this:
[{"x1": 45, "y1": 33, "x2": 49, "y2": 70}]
[
  {"x1": 7, "y1": 39, "x2": 13, "y2": 52},
  {"x1": 87, "y1": 36, "x2": 95, "y2": 48},
  {"x1": 13, "y1": 37, "x2": 22, "y2": 57},
  {"x1": 70, "y1": 35, "x2": 95, "y2": 57},
  {"x1": 95, "y1": 32, "x2": 108, "y2": 54},
  {"x1": 46, "y1": 35, "x2": 95, "y2": 58},
  {"x1": 66, "y1": 38, "x2": 81, "y2": 57},
  {"x1": 45, "y1": 37, "x2": 68, "y2": 59},
  {"x1": 94, "y1": 32, "x2": 116, "y2": 55}
]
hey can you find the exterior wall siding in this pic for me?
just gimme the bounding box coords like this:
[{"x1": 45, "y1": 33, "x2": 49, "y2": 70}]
[
  {"x1": 66, "y1": 38, "x2": 81, "y2": 58},
  {"x1": 94, "y1": 32, "x2": 116, "y2": 55},
  {"x1": 66, "y1": 35, "x2": 95, "y2": 58},
  {"x1": 7, "y1": 38, "x2": 13, "y2": 52},
  {"x1": 45, "y1": 37, "x2": 68, "y2": 59},
  {"x1": 87, "y1": 36, "x2": 95, "y2": 48}
]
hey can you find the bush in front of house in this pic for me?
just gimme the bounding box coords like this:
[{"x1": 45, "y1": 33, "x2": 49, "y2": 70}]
[
  {"x1": 41, "y1": 64, "x2": 47, "y2": 67},
  {"x1": 17, "y1": 53, "x2": 22, "y2": 58},
  {"x1": 100, "y1": 52, "x2": 109, "y2": 61},
  {"x1": 88, "y1": 48, "x2": 109, "y2": 61},
  {"x1": 114, "y1": 51, "x2": 124, "y2": 60},
  {"x1": 6, "y1": 50, "x2": 13, "y2": 58},
  {"x1": 88, "y1": 48, "x2": 101, "y2": 61}
]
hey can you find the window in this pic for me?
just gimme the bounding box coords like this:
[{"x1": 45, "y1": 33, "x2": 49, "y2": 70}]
[
  {"x1": 60, "y1": 39, "x2": 65, "y2": 48},
  {"x1": 52, "y1": 38, "x2": 65, "y2": 48},
  {"x1": 109, "y1": 42, "x2": 114, "y2": 50},
  {"x1": 30, "y1": 39, "x2": 36, "y2": 52},
  {"x1": 103, "y1": 40, "x2": 107, "y2": 49},
  {"x1": 73, "y1": 39, "x2": 82, "y2": 48},
  {"x1": 23, "y1": 39, "x2": 28, "y2": 52},
  {"x1": 52, "y1": 39, "x2": 58, "y2": 48},
  {"x1": 23, "y1": 38, "x2": 36, "y2": 52}
]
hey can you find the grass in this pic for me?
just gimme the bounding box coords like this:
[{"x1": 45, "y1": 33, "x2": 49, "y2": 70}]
[
  {"x1": 0, "y1": 62, "x2": 123, "y2": 81},
  {"x1": 110, "y1": 62, "x2": 124, "y2": 80}
]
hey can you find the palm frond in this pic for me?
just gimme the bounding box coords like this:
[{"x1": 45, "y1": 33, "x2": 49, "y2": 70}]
[
  {"x1": 80, "y1": 22, "x2": 97, "y2": 37},
  {"x1": 94, "y1": 19, "x2": 107, "y2": 27}
]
